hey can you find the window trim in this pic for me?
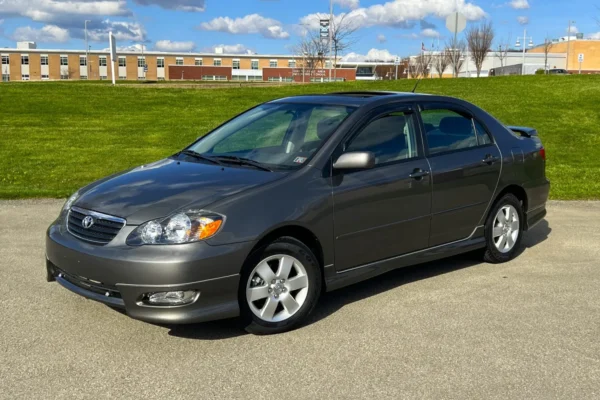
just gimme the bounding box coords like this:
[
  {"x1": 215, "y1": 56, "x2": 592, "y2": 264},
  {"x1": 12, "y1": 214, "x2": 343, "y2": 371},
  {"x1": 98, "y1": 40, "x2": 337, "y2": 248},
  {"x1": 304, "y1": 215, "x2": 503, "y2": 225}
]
[
  {"x1": 417, "y1": 101, "x2": 495, "y2": 158},
  {"x1": 335, "y1": 103, "x2": 425, "y2": 171}
]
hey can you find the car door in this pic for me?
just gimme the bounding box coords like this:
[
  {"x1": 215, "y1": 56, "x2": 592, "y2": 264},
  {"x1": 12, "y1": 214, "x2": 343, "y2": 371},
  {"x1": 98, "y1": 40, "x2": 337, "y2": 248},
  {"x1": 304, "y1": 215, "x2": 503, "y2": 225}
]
[
  {"x1": 332, "y1": 105, "x2": 432, "y2": 271},
  {"x1": 418, "y1": 102, "x2": 501, "y2": 246}
]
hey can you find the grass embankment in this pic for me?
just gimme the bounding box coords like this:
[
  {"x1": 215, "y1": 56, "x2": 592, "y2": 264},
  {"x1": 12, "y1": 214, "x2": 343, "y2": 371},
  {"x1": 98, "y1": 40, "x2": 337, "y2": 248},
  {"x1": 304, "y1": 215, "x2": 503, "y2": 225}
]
[{"x1": 0, "y1": 75, "x2": 599, "y2": 199}]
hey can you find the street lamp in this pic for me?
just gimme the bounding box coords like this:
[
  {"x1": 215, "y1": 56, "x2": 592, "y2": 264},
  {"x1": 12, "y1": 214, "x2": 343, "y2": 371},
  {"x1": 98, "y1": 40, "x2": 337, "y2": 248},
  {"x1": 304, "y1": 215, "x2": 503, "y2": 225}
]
[
  {"x1": 84, "y1": 20, "x2": 91, "y2": 78},
  {"x1": 566, "y1": 20, "x2": 576, "y2": 72},
  {"x1": 515, "y1": 29, "x2": 534, "y2": 75}
]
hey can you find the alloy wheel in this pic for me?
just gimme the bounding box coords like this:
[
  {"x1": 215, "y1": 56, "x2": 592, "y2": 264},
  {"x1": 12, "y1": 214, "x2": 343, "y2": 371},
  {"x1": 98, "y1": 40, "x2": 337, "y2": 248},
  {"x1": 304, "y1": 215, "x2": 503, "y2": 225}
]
[
  {"x1": 492, "y1": 205, "x2": 520, "y2": 254},
  {"x1": 245, "y1": 255, "x2": 309, "y2": 323}
]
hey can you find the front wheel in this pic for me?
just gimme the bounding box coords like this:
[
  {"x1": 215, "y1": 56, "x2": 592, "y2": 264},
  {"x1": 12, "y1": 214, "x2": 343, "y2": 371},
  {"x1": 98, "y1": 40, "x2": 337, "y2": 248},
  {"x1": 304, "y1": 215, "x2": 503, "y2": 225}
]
[
  {"x1": 239, "y1": 237, "x2": 322, "y2": 335},
  {"x1": 482, "y1": 194, "x2": 524, "y2": 263}
]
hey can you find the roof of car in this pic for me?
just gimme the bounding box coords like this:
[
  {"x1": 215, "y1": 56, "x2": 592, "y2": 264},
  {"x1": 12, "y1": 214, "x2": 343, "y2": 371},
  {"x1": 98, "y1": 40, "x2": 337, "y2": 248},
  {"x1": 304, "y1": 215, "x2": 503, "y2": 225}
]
[{"x1": 269, "y1": 92, "x2": 434, "y2": 107}]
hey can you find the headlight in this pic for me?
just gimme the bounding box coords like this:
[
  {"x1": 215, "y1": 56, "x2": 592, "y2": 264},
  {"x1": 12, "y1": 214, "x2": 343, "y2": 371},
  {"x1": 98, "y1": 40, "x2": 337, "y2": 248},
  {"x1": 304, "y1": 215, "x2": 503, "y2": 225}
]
[
  {"x1": 127, "y1": 211, "x2": 224, "y2": 245},
  {"x1": 63, "y1": 191, "x2": 80, "y2": 212}
]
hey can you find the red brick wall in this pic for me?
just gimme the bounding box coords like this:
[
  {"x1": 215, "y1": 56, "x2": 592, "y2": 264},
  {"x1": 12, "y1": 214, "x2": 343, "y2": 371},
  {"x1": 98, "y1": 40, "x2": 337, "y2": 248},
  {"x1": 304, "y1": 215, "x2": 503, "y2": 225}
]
[
  {"x1": 168, "y1": 65, "x2": 232, "y2": 80},
  {"x1": 263, "y1": 67, "x2": 357, "y2": 82}
]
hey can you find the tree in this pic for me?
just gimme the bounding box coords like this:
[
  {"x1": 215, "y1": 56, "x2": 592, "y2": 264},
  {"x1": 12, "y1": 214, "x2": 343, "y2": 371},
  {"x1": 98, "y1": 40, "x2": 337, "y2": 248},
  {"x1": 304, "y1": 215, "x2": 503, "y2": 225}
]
[
  {"x1": 466, "y1": 21, "x2": 495, "y2": 77},
  {"x1": 494, "y1": 40, "x2": 510, "y2": 67},
  {"x1": 542, "y1": 38, "x2": 554, "y2": 73},
  {"x1": 432, "y1": 51, "x2": 452, "y2": 78},
  {"x1": 446, "y1": 39, "x2": 466, "y2": 77},
  {"x1": 329, "y1": 13, "x2": 360, "y2": 79},
  {"x1": 291, "y1": 29, "x2": 328, "y2": 79}
]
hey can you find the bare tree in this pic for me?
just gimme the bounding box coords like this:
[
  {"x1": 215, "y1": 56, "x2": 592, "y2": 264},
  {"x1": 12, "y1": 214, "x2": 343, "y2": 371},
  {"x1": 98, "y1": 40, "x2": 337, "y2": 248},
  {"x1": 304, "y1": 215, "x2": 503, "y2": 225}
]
[
  {"x1": 542, "y1": 38, "x2": 553, "y2": 73},
  {"x1": 466, "y1": 21, "x2": 495, "y2": 77},
  {"x1": 329, "y1": 14, "x2": 360, "y2": 79},
  {"x1": 291, "y1": 29, "x2": 328, "y2": 79},
  {"x1": 432, "y1": 51, "x2": 452, "y2": 78},
  {"x1": 446, "y1": 39, "x2": 466, "y2": 77},
  {"x1": 494, "y1": 41, "x2": 510, "y2": 67}
]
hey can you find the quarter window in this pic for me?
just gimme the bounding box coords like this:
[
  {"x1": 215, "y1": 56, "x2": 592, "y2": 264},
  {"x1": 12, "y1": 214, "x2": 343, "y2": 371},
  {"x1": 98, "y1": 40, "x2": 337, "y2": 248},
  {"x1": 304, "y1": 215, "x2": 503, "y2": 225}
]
[
  {"x1": 473, "y1": 120, "x2": 493, "y2": 145},
  {"x1": 420, "y1": 108, "x2": 479, "y2": 155},
  {"x1": 346, "y1": 111, "x2": 419, "y2": 165}
]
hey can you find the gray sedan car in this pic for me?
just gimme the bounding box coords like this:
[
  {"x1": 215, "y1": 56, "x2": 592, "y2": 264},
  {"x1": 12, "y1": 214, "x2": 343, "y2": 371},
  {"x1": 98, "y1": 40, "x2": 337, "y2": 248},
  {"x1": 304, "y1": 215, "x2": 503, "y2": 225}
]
[{"x1": 46, "y1": 92, "x2": 549, "y2": 334}]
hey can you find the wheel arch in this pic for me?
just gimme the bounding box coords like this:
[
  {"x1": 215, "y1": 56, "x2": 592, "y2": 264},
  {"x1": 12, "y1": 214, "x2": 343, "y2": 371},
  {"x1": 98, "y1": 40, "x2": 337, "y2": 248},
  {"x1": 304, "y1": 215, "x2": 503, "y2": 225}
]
[{"x1": 493, "y1": 184, "x2": 529, "y2": 212}]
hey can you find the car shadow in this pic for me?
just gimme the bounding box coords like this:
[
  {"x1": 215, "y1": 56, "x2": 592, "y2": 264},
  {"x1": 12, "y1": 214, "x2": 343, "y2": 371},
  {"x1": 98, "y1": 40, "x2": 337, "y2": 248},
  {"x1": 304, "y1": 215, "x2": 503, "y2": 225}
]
[{"x1": 166, "y1": 220, "x2": 551, "y2": 340}]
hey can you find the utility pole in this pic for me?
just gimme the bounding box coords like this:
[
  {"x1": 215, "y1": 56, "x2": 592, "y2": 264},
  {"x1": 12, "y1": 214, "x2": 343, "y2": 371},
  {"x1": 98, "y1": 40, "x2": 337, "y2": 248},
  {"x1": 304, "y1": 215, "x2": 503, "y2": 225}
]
[
  {"x1": 566, "y1": 20, "x2": 575, "y2": 73},
  {"x1": 85, "y1": 20, "x2": 91, "y2": 78},
  {"x1": 328, "y1": 0, "x2": 333, "y2": 82}
]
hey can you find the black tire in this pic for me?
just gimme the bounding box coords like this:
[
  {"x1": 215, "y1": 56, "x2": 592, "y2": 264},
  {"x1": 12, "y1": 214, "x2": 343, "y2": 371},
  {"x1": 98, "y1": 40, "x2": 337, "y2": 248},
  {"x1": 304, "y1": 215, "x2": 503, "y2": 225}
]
[
  {"x1": 482, "y1": 193, "x2": 525, "y2": 263},
  {"x1": 239, "y1": 237, "x2": 322, "y2": 335}
]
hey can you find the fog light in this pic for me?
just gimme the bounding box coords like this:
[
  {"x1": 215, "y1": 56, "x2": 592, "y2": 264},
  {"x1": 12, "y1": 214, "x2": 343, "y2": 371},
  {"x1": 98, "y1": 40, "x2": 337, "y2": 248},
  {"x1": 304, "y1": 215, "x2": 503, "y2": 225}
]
[{"x1": 144, "y1": 290, "x2": 198, "y2": 306}]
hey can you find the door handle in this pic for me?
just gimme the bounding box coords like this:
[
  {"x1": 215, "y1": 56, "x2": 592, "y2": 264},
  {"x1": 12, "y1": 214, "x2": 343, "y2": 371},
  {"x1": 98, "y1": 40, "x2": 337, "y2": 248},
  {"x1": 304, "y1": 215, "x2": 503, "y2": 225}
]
[
  {"x1": 409, "y1": 169, "x2": 430, "y2": 180},
  {"x1": 482, "y1": 154, "x2": 500, "y2": 165}
]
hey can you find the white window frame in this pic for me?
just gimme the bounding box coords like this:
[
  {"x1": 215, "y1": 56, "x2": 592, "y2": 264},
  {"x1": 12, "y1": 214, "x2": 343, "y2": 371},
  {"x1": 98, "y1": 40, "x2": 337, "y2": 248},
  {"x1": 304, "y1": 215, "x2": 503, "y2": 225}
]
[
  {"x1": 40, "y1": 55, "x2": 49, "y2": 66},
  {"x1": 21, "y1": 74, "x2": 30, "y2": 81},
  {"x1": 213, "y1": 58, "x2": 222, "y2": 66},
  {"x1": 60, "y1": 56, "x2": 68, "y2": 66},
  {"x1": 251, "y1": 59, "x2": 259, "y2": 70},
  {"x1": 175, "y1": 57, "x2": 184, "y2": 66},
  {"x1": 21, "y1": 55, "x2": 29, "y2": 65},
  {"x1": 41, "y1": 74, "x2": 49, "y2": 80},
  {"x1": 99, "y1": 56, "x2": 107, "y2": 67},
  {"x1": 1, "y1": 55, "x2": 8, "y2": 65},
  {"x1": 232, "y1": 59, "x2": 240, "y2": 69},
  {"x1": 2, "y1": 74, "x2": 10, "y2": 82},
  {"x1": 79, "y1": 55, "x2": 87, "y2": 66},
  {"x1": 157, "y1": 58, "x2": 165, "y2": 68},
  {"x1": 288, "y1": 60, "x2": 296, "y2": 68},
  {"x1": 269, "y1": 60, "x2": 278, "y2": 68},
  {"x1": 118, "y1": 57, "x2": 126, "y2": 67},
  {"x1": 195, "y1": 58, "x2": 203, "y2": 66},
  {"x1": 60, "y1": 74, "x2": 69, "y2": 80},
  {"x1": 137, "y1": 57, "x2": 146, "y2": 68}
]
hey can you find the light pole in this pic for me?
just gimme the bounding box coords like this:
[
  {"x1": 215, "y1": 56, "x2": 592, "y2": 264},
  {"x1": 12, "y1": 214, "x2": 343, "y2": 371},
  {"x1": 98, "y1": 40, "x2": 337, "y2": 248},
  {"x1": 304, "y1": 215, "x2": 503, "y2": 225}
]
[
  {"x1": 566, "y1": 20, "x2": 575, "y2": 73},
  {"x1": 328, "y1": 0, "x2": 333, "y2": 82},
  {"x1": 515, "y1": 29, "x2": 533, "y2": 75},
  {"x1": 84, "y1": 20, "x2": 91, "y2": 78}
]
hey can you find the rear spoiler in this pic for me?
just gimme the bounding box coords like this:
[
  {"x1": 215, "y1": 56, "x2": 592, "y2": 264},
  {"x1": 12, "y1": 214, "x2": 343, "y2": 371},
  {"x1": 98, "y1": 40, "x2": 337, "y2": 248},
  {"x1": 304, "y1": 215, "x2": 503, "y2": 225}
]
[{"x1": 507, "y1": 126, "x2": 538, "y2": 138}]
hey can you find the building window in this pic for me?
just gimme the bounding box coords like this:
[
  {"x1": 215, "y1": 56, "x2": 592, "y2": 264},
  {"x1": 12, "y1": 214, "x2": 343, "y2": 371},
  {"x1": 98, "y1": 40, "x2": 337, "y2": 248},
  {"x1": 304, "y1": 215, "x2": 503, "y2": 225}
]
[
  {"x1": 100, "y1": 76, "x2": 107, "y2": 80},
  {"x1": 41, "y1": 56, "x2": 49, "y2": 66},
  {"x1": 21, "y1": 55, "x2": 29, "y2": 65},
  {"x1": 1, "y1": 55, "x2": 8, "y2": 65},
  {"x1": 232, "y1": 60, "x2": 240, "y2": 69},
  {"x1": 269, "y1": 60, "x2": 278, "y2": 68},
  {"x1": 80, "y1": 56, "x2": 87, "y2": 66},
  {"x1": 118, "y1": 57, "x2": 126, "y2": 67},
  {"x1": 158, "y1": 77, "x2": 165, "y2": 81},
  {"x1": 251, "y1": 60, "x2": 259, "y2": 70},
  {"x1": 99, "y1": 57, "x2": 107, "y2": 67},
  {"x1": 60, "y1": 75, "x2": 69, "y2": 80},
  {"x1": 175, "y1": 58, "x2": 183, "y2": 65},
  {"x1": 195, "y1": 58, "x2": 203, "y2": 66},
  {"x1": 213, "y1": 59, "x2": 222, "y2": 66},
  {"x1": 202, "y1": 75, "x2": 227, "y2": 81},
  {"x1": 248, "y1": 75, "x2": 262, "y2": 81},
  {"x1": 80, "y1": 76, "x2": 87, "y2": 80},
  {"x1": 60, "y1": 56, "x2": 68, "y2": 66},
  {"x1": 119, "y1": 75, "x2": 127, "y2": 80},
  {"x1": 42, "y1": 74, "x2": 49, "y2": 80},
  {"x1": 288, "y1": 60, "x2": 296, "y2": 68},
  {"x1": 22, "y1": 74, "x2": 30, "y2": 81},
  {"x1": 157, "y1": 58, "x2": 165, "y2": 68},
  {"x1": 2, "y1": 74, "x2": 10, "y2": 82},
  {"x1": 138, "y1": 57, "x2": 145, "y2": 68}
]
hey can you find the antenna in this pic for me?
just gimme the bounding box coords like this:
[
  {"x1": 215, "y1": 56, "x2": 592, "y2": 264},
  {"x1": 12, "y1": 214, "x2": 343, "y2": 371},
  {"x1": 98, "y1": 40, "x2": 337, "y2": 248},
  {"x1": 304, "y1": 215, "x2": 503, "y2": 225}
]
[{"x1": 411, "y1": 75, "x2": 422, "y2": 93}]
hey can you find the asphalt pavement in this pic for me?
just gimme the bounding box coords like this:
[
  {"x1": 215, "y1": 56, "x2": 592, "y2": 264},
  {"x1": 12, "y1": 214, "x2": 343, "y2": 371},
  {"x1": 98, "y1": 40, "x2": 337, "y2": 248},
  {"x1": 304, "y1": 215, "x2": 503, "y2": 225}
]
[{"x1": 0, "y1": 200, "x2": 598, "y2": 399}]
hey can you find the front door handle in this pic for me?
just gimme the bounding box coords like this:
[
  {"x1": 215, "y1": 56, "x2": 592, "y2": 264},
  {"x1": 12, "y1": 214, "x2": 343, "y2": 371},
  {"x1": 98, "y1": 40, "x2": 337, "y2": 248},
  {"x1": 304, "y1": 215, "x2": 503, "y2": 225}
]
[
  {"x1": 482, "y1": 154, "x2": 500, "y2": 165},
  {"x1": 409, "y1": 169, "x2": 430, "y2": 180}
]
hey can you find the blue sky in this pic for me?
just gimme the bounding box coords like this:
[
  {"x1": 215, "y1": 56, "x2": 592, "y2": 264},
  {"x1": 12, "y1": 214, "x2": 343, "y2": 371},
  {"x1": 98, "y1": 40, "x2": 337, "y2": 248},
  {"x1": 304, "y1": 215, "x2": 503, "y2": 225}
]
[{"x1": 0, "y1": 0, "x2": 598, "y2": 60}]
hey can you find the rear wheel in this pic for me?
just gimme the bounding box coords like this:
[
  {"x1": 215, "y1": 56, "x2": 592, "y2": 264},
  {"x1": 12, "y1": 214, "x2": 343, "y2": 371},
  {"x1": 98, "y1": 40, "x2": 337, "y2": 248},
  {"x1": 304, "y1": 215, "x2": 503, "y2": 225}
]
[
  {"x1": 239, "y1": 237, "x2": 322, "y2": 335},
  {"x1": 482, "y1": 194, "x2": 524, "y2": 263}
]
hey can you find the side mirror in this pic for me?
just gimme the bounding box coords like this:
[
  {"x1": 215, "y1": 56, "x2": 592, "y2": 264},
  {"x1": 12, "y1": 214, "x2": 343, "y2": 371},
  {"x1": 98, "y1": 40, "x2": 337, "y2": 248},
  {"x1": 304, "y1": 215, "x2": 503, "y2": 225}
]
[{"x1": 333, "y1": 151, "x2": 375, "y2": 170}]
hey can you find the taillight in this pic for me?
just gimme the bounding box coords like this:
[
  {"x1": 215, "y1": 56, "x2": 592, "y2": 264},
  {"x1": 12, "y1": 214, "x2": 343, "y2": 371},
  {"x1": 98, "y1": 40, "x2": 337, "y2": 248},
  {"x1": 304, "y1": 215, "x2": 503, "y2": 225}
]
[{"x1": 539, "y1": 148, "x2": 546, "y2": 161}]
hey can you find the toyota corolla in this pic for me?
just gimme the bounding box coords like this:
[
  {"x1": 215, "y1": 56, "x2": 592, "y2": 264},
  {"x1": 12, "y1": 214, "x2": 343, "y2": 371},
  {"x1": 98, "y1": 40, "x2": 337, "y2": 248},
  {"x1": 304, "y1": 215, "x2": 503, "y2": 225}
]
[{"x1": 46, "y1": 92, "x2": 549, "y2": 334}]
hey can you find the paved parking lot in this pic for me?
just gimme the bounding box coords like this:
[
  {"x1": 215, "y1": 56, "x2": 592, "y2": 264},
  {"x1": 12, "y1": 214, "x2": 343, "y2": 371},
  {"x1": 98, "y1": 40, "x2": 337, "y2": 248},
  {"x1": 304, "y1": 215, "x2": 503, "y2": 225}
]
[{"x1": 0, "y1": 200, "x2": 599, "y2": 399}]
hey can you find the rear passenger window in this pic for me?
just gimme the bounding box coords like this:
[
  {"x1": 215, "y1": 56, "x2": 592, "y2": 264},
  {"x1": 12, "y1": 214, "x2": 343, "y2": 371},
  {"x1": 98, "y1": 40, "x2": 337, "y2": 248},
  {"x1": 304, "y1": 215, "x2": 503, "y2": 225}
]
[
  {"x1": 421, "y1": 109, "x2": 478, "y2": 155},
  {"x1": 346, "y1": 111, "x2": 418, "y2": 165}
]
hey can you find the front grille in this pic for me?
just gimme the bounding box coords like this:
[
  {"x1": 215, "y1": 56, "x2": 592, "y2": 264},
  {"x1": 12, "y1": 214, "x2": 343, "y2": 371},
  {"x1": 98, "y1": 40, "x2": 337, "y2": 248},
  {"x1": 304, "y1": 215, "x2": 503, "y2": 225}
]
[
  {"x1": 55, "y1": 266, "x2": 122, "y2": 299},
  {"x1": 67, "y1": 206, "x2": 126, "y2": 245}
]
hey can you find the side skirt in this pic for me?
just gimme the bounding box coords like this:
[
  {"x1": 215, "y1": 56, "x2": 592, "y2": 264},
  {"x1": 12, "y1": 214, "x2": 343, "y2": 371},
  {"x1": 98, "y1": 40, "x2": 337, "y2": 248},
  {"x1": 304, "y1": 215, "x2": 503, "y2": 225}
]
[{"x1": 325, "y1": 226, "x2": 486, "y2": 292}]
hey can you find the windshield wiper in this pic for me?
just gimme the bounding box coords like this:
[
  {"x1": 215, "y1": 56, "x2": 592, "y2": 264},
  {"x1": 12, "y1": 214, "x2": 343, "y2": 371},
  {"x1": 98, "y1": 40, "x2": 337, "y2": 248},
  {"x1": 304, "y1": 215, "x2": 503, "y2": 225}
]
[
  {"x1": 179, "y1": 150, "x2": 224, "y2": 166},
  {"x1": 211, "y1": 155, "x2": 273, "y2": 172}
]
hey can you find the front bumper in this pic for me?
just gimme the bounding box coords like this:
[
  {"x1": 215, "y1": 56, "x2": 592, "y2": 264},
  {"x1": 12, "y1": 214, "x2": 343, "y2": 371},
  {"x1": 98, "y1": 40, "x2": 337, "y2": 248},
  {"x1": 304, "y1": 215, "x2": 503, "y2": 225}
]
[{"x1": 46, "y1": 219, "x2": 253, "y2": 324}]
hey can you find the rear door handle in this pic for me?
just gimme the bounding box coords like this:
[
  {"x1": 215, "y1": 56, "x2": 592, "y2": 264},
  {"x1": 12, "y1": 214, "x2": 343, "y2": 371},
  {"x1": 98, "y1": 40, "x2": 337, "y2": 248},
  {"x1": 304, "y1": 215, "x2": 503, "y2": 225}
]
[
  {"x1": 482, "y1": 154, "x2": 500, "y2": 165},
  {"x1": 409, "y1": 169, "x2": 430, "y2": 180}
]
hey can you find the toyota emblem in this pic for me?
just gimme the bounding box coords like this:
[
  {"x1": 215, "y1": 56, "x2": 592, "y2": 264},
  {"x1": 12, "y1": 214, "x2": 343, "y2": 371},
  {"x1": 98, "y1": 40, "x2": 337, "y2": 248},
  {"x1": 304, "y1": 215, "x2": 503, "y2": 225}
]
[{"x1": 82, "y1": 216, "x2": 95, "y2": 229}]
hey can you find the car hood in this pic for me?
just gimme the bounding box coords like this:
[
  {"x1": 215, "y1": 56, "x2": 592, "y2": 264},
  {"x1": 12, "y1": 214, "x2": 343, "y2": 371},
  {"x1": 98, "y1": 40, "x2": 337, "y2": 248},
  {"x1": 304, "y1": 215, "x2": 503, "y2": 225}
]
[{"x1": 75, "y1": 158, "x2": 282, "y2": 224}]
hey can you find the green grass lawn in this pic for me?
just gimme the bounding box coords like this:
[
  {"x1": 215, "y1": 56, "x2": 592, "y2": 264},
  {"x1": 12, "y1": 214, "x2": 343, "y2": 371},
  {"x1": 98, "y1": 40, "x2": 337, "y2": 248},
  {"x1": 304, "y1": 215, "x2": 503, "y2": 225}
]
[{"x1": 1, "y1": 75, "x2": 599, "y2": 199}]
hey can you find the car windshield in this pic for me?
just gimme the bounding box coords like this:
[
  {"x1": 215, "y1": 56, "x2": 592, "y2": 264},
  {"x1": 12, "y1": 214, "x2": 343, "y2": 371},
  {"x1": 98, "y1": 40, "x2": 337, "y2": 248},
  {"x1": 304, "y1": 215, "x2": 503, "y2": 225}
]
[{"x1": 187, "y1": 103, "x2": 355, "y2": 170}]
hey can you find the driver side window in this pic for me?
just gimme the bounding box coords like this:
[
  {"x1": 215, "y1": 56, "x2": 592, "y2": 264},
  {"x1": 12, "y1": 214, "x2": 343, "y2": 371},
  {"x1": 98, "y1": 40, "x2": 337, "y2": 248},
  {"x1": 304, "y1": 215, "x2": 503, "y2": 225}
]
[{"x1": 346, "y1": 111, "x2": 418, "y2": 166}]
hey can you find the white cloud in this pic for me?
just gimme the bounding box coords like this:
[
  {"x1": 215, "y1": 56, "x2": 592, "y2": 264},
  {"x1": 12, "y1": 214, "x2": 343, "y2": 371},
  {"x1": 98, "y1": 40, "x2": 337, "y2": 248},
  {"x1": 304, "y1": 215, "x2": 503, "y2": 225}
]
[
  {"x1": 155, "y1": 40, "x2": 196, "y2": 52},
  {"x1": 11, "y1": 24, "x2": 70, "y2": 42},
  {"x1": 587, "y1": 32, "x2": 600, "y2": 39},
  {"x1": 509, "y1": 0, "x2": 529, "y2": 9},
  {"x1": 567, "y1": 25, "x2": 578, "y2": 34},
  {"x1": 132, "y1": 0, "x2": 205, "y2": 12},
  {"x1": 517, "y1": 16, "x2": 529, "y2": 25},
  {"x1": 342, "y1": 48, "x2": 397, "y2": 62},
  {"x1": 87, "y1": 19, "x2": 146, "y2": 42},
  {"x1": 333, "y1": 0, "x2": 360, "y2": 10},
  {"x1": 299, "y1": 0, "x2": 486, "y2": 32},
  {"x1": 377, "y1": 33, "x2": 386, "y2": 43},
  {"x1": 421, "y1": 28, "x2": 439, "y2": 38},
  {"x1": 0, "y1": 0, "x2": 131, "y2": 23},
  {"x1": 199, "y1": 14, "x2": 289, "y2": 39},
  {"x1": 205, "y1": 44, "x2": 254, "y2": 54}
]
